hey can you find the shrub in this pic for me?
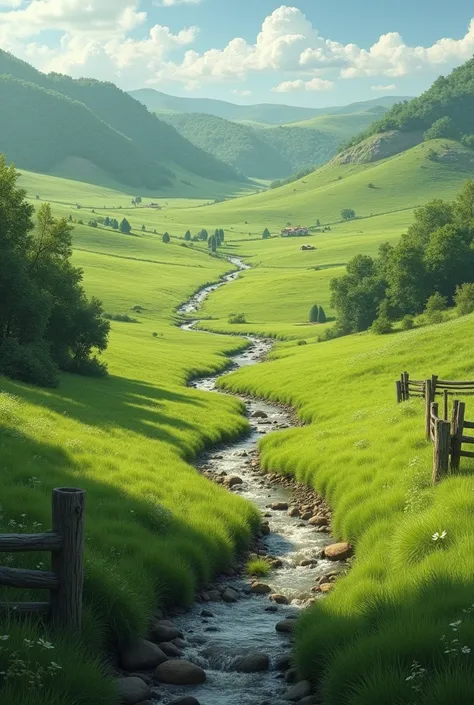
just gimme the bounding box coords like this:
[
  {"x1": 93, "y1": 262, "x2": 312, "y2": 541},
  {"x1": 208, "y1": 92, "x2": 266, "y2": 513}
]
[
  {"x1": 424, "y1": 293, "x2": 448, "y2": 324},
  {"x1": 371, "y1": 315, "x2": 393, "y2": 334},
  {"x1": 341, "y1": 208, "x2": 356, "y2": 220},
  {"x1": 162, "y1": 232, "x2": 171, "y2": 243},
  {"x1": 228, "y1": 313, "x2": 246, "y2": 324},
  {"x1": 0, "y1": 339, "x2": 58, "y2": 387},
  {"x1": 65, "y1": 355, "x2": 108, "y2": 378},
  {"x1": 309, "y1": 305, "x2": 319, "y2": 323},
  {"x1": 455, "y1": 283, "x2": 474, "y2": 316},
  {"x1": 297, "y1": 340, "x2": 308, "y2": 346},
  {"x1": 368, "y1": 183, "x2": 376, "y2": 189},
  {"x1": 401, "y1": 315, "x2": 415, "y2": 330},
  {"x1": 103, "y1": 313, "x2": 139, "y2": 323}
]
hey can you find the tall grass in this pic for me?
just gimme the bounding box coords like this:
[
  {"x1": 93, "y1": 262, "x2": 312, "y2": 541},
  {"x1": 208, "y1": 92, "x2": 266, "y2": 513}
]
[{"x1": 220, "y1": 316, "x2": 474, "y2": 703}]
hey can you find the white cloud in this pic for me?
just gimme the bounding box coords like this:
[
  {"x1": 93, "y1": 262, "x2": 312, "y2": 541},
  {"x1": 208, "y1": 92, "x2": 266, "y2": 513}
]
[
  {"x1": 0, "y1": 4, "x2": 473, "y2": 91},
  {"x1": 232, "y1": 89, "x2": 252, "y2": 97},
  {"x1": 371, "y1": 83, "x2": 397, "y2": 91},
  {"x1": 156, "y1": 0, "x2": 201, "y2": 5},
  {"x1": 273, "y1": 77, "x2": 334, "y2": 92}
]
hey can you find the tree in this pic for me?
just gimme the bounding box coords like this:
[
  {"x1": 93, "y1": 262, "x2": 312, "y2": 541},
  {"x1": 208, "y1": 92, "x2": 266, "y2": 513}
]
[
  {"x1": 262, "y1": 228, "x2": 271, "y2": 239},
  {"x1": 184, "y1": 230, "x2": 192, "y2": 241},
  {"x1": 341, "y1": 208, "x2": 356, "y2": 220},
  {"x1": 208, "y1": 235, "x2": 217, "y2": 253},
  {"x1": 316, "y1": 219, "x2": 320, "y2": 227},
  {"x1": 200, "y1": 229, "x2": 208, "y2": 241},
  {"x1": 371, "y1": 298, "x2": 393, "y2": 334},
  {"x1": 104, "y1": 216, "x2": 110, "y2": 227},
  {"x1": 309, "y1": 305, "x2": 319, "y2": 323},
  {"x1": 141, "y1": 225, "x2": 146, "y2": 232},
  {"x1": 0, "y1": 159, "x2": 109, "y2": 386},
  {"x1": 317, "y1": 306, "x2": 327, "y2": 324},
  {"x1": 424, "y1": 116, "x2": 459, "y2": 141},
  {"x1": 135, "y1": 196, "x2": 142, "y2": 205},
  {"x1": 219, "y1": 229, "x2": 225, "y2": 241},
  {"x1": 119, "y1": 218, "x2": 131, "y2": 234},
  {"x1": 162, "y1": 232, "x2": 170, "y2": 243},
  {"x1": 455, "y1": 283, "x2": 474, "y2": 316},
  {"x1": 424, "y1": 292, "x2": 448, "y2": 324},
  {"x1": 68, "y1": 214, "x2": 73, "y2": 222},
  {"x1": 111, "y1": 218, "x2": 119, "y2": 230}
]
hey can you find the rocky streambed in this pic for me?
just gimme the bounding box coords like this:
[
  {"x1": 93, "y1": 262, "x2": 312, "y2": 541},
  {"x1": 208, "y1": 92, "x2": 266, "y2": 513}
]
[{"x1": 116, "y1": 258, "x2": 352, "y2": 705}]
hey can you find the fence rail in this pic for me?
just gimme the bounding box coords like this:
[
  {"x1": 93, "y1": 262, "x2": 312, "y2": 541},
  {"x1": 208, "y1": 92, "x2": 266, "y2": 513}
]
[
  {"x1": 397, "y1": 372, "x2": 474, "y2": 404},
  {"x1": 0, "y1": 487, "x2": 85, "y2": 631}
]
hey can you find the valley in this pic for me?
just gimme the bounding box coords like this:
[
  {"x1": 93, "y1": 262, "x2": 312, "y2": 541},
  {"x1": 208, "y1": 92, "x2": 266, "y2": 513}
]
[{"x1": 1, "y1": 40, "x2": 474, "y2": 705}]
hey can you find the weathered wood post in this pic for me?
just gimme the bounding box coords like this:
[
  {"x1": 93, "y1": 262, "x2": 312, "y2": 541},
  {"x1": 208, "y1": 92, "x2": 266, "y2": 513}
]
[
  {"x1": 432, "y1": 419, "x2": 451, "y2": 484},
  {"x1": 51, "y1": 488, "x2": 85, "y2": 631},
  {"x1": 403, "y1": 371, "x2": 410, "y2": 400},
  {"x1": 425, "y1": 380, "x2": 433, "y2": 440},
  {"x1": 431, "y1": 374, "x2": 438, "y2": 399},
  {"x1": 450, "y1": 401, "x2": 465, "y2": 472},
  {"x1": 443, "y1": 389, "x2": 449, "y2": 421},
  {"x1": 396, "y1": 380, "x2": 402, "y2": 404}
]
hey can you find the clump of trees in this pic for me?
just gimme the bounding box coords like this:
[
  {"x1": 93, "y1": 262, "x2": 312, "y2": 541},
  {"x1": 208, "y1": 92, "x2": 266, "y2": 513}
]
[
  {"x1": 341, "y1": 208, "x2": 356, "y2": 220},
  {"x1": 329, "y1": 181, "x2": 474, "y2": 335},
  {"x1": 0, "y1": 157, "x2": 110, "y2": 387},
  {"x1": 228, "y1": 313, "x2": 246, "y2": 324},
  {"x1": 309, "y1": 305, "x2": 327, "y2": 323}
]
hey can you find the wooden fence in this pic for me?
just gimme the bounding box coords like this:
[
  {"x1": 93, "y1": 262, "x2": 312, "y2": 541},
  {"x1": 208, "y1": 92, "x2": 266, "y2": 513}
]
[
  {"x1": 397, "y1": 371, "x2": 474, "y2": 404},
  {"x1": 0, "y1": 488, "x2": 85, "y2": 631}
]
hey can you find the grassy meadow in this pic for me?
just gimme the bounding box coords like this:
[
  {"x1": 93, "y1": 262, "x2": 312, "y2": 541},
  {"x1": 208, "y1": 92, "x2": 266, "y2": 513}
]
[
  {"x1": 0, "y1": 215, "x2": 261, "y2": 704},
  {"x1": 219, "y1": 316, "x2": 474, "y2": 704}
]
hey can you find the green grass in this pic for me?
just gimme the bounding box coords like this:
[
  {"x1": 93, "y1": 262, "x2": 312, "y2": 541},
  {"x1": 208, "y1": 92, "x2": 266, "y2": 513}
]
[
  {"x1": 0, "y1": 217, "x2": 260, "y2": 704},
  {"x1": 246, "y1": 558, "x2": 271, "y2": 578},
  {"x1": 219, "y1": 315, "x2": 474, "y2": 704}
]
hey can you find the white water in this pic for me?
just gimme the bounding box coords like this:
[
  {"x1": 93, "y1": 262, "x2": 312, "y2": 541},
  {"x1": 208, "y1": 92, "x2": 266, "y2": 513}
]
[{"x1": 157, "y1": 258, "x2": 334, "y2": 705}]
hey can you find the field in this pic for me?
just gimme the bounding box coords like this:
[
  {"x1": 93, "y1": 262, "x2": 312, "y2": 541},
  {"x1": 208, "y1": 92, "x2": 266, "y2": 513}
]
[
  {"x1": 220, "y1": 315, "x2": 474, "y2": 704},
  {"x1": 0, "y1": 219, "x2": 260, "y2": 705}
]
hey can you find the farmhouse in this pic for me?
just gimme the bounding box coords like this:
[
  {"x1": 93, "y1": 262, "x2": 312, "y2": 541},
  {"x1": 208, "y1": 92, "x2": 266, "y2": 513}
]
[{"x1": 281, "y1": 226, "x2": 309, "y2": 237}]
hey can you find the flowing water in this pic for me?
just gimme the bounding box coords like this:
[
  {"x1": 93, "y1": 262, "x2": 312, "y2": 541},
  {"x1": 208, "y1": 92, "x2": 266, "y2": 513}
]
[{"x1": 160, "y1": 258, "x2": 335, "y2": 705}]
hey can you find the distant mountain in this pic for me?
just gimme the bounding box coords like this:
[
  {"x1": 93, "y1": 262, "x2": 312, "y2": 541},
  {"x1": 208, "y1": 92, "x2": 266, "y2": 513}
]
[
  {"x1": 0, "y1": 50, "x2": 246, "y2": 192},
  {"x1": 160, "y1": 108, "x2": 389, "y2": 179},
  {"x1": 129, "y1": 89, "x2": 411, "y2": 126}
]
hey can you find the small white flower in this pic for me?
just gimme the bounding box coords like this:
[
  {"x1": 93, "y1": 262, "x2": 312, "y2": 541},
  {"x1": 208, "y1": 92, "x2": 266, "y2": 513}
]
[
  {"x1": 432, "y1": 532, "x2": 439, "y2": 541},
  {"x1": 461, "y1": 646, "x2": 471, "y2": 654}
]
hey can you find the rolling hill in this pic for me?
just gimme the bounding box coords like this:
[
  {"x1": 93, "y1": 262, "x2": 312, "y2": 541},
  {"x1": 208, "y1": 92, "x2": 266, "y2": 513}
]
[
  {"x1": 130, "y1": 89, "x2": 410, "y2": 125},
  {"x1": 0, "y1": 50, "x2": 246, "y2": 194},
  {"x1": 159, "y1": 105, "x2": 396, "y2": 180}
]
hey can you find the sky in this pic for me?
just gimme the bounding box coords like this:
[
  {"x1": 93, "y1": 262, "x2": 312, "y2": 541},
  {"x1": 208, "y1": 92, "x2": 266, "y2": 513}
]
[{"x1": 0, "y1": 0, "x2": 473, "y2": 107}]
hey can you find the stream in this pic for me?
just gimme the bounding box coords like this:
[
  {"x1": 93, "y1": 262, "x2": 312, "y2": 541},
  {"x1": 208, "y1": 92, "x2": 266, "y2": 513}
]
[{"x1": 162, "y1": 257, "x2": 335, "y2": 705}]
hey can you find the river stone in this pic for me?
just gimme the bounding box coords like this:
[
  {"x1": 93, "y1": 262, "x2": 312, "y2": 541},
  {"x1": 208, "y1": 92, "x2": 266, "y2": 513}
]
[
  {"x1": 232, "y1": 653, "x2": 270, "y2": 673},
  {"x1": 169, "y1": 698, "x2": 201, "y2": 705},
  {"x1": 323, "y1": 542, "x2": 353, "y2": 561},
  {"x1": 226, "y1": 476, "x2": 243, "y2": 488},
  {"x1": 287, "y1": 506, "x2": 300, "y2": 518},
  {"x1": 284, "y1": 667, "x2": 297, "y2": 683},
  {"x1": 201, "y1": 609, "x2": 214, "y2": 618},
  {"x1": 116, "y1": 677, "x2": 152, "y2": 704},
  {"x1": 285, "y1": 680, "x2": 312, "y2": 701},
  {"x1": 271, "y1": 502, "x2": 289, "y2": 511},
  {"x1": 159, "y1": 641, "x2": 182, "y2": 657},
  {"x1": 155, "y1": 660, "x2": 206, "y2": 685},
  {"x1": 308, "y1": 515, "x2": 328, "y2": 527},
  {"x1": 222, "y1": 587, "x2": 239, "y2": 603},
  {"x1": 276, "y1": 619, "x2": 295, "y2": 633},
  {"x1": 275, "y1": 654, "x2": 292, "y2": 671},
  {"x1": 252, "y1": 410, "x2": 268, "y2": 419},
  {"x1": 319, "y1": 583, "x2": 335, "y2": 593},
  {"x1": 120, "y1": 639, "x2": 167, "y2": 671},
  {"x1": 149, "y1": 622, "x2": 183, "y2": 643},
  {"x1": 251, "y1": 582, "x2": 272, "y2": 595},
  {"x1": 301, "y1": 511, "x2": 313, "y2": 521},
  {"x1": 270, "y1": 594, "x2": 289, "y2": 605}
]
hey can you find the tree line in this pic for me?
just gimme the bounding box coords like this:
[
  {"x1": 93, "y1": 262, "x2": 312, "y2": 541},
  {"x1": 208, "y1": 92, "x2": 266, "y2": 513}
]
[
  {"x1": 329, "y1": 181, "x2": 474, "y2": 335},
  {"x1": 0, "y1": 157, "x2": 109, "y2": 387}
]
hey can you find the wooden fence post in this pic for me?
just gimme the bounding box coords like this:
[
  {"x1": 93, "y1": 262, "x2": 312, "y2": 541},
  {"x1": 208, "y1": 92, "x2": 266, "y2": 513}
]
[
  {"x1": 432, "y1": 420, "x2": 451, "y2": 484},
  {"x1": 51, "y1": 488, "x2": 85, "y2": 631},
  {"x1": 403, "y1": 371, "x2": 410, "y2": 400},
  {"x1": 431, "y1": 374, "x2": 438, "y2": 399},
  {"x1": 425, "y1": 380, "x2": 433, "y2": 440},
  {"x1": 396, "y1": 380, "x2": 402, "y2": 403},
  {"x1": 451, "y1": 401, "x2": 465, "y2": 473},
  {"x1": 443, "y1": 389, "x2": 449, "y2": 421}
]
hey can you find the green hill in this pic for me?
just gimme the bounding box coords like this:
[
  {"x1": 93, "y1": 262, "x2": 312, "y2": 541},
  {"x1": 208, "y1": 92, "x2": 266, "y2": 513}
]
[
  {"x1": 345, "y1": 57, "x2": 474, "y2": 153},
  {"x1": 0, "y1": 50, "x2": 246, "y2": 193},
  {"x1": 160, "y1": 107, "x2": 392, "y2": 180},
  {"x1": 131, "y1": 89, "x2": 410, "y2": 125}
]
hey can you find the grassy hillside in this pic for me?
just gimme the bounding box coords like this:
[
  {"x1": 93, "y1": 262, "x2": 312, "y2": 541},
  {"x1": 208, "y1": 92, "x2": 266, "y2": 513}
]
[
  {"x1": 288, "y1": 109, "x2": 388, "y2": 139},
  {"x1": 220, "y1": 313, "x2": 474, "y2": 705},
  {"x1": 0, "y1": 190, "x2": 261, "y2": 704},
  {"x1": 0, "y1": 50, "x2": 245, "y2": 194},
  {"x1": 345, "y1": 56, "x2": 474, "y2": 152},
  {"x1": 131, "y1": 89, "x2": 409, "y2": 125}
]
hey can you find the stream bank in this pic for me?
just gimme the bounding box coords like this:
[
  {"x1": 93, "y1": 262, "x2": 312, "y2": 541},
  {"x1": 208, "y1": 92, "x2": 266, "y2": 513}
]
[{"x1": 117, "y1": 258, "x2": 352, "y2": 705}]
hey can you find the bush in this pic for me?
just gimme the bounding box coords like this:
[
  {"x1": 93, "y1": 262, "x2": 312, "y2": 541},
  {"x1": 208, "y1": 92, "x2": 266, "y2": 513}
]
[
  {"x1": 103, "y1": 313, "x2": 139, "y2": 323},
  {"x1": 401, "y1": 315, "x2": 415, "y2": 330},
  {"x1": 297, "y1": 340, "x2": 308, "y2": 346},
  {"x1": 309, "y1": 305, "x2": 319, "y2": 323},
  {"x1": 228, "y1": 313, "x2": 246, "y2": 324},
  {"x1": 0, "y1": 339, "x2": 58, "y2": 387},
  {"x1": 371, "y1": 316, "x2": 393, "y2": 334},
  {"x1": 455, "y1": 283, "x2": 474, "y2": 316},
  {"x1": 424, "y1": 293, "x2": 448, "y2": 324},
  {"x1": 64, "y1": 355, "x2": 108, "y2": 378},
  {"x1": 341, "y1": 208, "x2": 356, "y2": 220}
]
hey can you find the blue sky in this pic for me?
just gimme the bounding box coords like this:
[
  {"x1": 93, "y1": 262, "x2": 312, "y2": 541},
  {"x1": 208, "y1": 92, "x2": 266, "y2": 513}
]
[{"x1": 0, "y1": 0, "x2": 473, "y2": 107}]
